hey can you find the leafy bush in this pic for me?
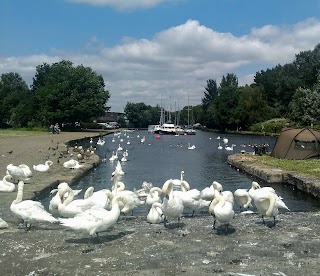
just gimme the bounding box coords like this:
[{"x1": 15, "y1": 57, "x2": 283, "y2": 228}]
[{"x1": 249, "y1": 118, "x2": 289, "y2": 133}]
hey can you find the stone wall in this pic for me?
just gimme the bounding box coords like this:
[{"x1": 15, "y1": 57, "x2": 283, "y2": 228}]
[{"x1": 227, "y1": 153, "x2": 320, "y2": 199}]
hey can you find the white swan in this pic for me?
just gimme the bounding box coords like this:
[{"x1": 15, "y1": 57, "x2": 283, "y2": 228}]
[
  {"x1": 174, "y1": 181, "x2": 208, "y2": 216},
  {"x1": 10, "y1": 181, "x2": 57, "y2": 230},
  {"x1": 59, "y1": 194, "x2": 126, "y2": 237},
  {"x1": 225, "y1": 144, "x2": 235, "y2": 151},
  {"x1": 109, "y1": 151, "x2": 117, "y2": 161},
  {"x1": 147, "y1": 202, "x2": 164, "y2": 224},
  {"x1": 0, "y1": 217, "x2": 9, "y2": 229},
  {"x1": 97, "y1": 138, "x2": 105, "y2": 146},
  {"x1": 145, "y1": 187, "x2": 163, "y2": 209},
  {"x1": 0, "y1": 175, "x2": 16, "y2": 192},
  {"x1": 161, "y1": 179, "x2": 184, "y2": 226},
  {"x1": 49, "y1": 182, "x2": 82, "y2": 216},
  {"x1": 171, "y1": 170, "x2": 190, "y2": 192},
  {"x1": 112, "y1": 181, "x2": 144, "y2": 215},
  {"x1": 115, "y1": 160, "x2": 125, "y2": 175},
  {"x1": 33, "y1": 160, "x2": 53, "y2": 172},
  {"x1": 252, "y1": 190, "x2": 279, "y2": 225},
  {"x1": 123, "y1": 150, "x2": 129, "y2": 157},
  {"x1": 249, "y1": 181, "x2": 289, "y2": 211},
  {"x1": 140, "y1": 136, "x2": 146, "y2": 143},
  {"x1": 6, "y1": 163, "x2": 32, "y2": 182},
  {"x1": 223, "y1": 138, "x2": 229, "y2": 144},
  {"x1": 187, "y1": 143, "x2": 196, "y2": 150},
  {"x1": 212, "y1": 181, "x2": 234, "y2": 205},
  {"x1": 210, "y1": 193, "x2": 234, "y2": 230},
  {"x1": 234, "y1": 188, "x2": 252, "y2": 211},
  {"x1": 117, "y1": 144, "x2": 123, "y2": 151},
  {"x1": 83, "y1": 187, "x2": 112, "y2": 210},
  {"x1": 121, "y1": 155, "x2": 127, "y2": 162},
  {"x1": 57, "y1": 187, "x2": 100, "y2": 218},
  {"x1": 63, "y1": 159, "x2": 83, "y2": 169},
  {"x1": 218, "y1": 143, "x2": 223, "y2": 150}
]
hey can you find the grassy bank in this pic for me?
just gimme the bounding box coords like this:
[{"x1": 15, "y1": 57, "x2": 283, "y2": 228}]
[
  {"x1": 251, "y1": 154, "x2": 320, "y2": 179},
  {"x1": 0, "y1": 129, "x2": 47, "y2": 139}
]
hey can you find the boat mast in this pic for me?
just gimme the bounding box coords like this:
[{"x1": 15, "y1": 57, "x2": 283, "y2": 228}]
[{"x1": 188, "y1": 94, "x2": 190, "y2": 127}]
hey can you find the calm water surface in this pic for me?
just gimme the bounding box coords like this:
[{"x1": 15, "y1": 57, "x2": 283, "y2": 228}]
[{"x1": 42, "y1": 130, "x2": 320, "y2": 214}]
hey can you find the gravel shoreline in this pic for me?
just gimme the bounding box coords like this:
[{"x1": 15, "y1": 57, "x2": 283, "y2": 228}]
[{"x1": 0, "y1": 131, "x2": 320, "y2": 276}]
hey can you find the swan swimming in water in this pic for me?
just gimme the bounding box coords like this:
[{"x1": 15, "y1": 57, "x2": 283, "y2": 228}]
[
  {"x1": 10, "y1": 181, "x2": 57, "y2": 230},
  {"x1": 59, "y1": 194, "x2": 126, "y2": 237},
  {"x1": 33, "y1": 160, "x2": 53, "y2": 172},
  {"x1": 187, "y1": 143, "x2": 196, "y2": 150},
  {"x1": 0, "y1": 175, "x2": 16, "y2": 192}
]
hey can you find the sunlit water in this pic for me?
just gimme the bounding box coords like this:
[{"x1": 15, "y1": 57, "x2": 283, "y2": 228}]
[{"x1": 41, "y1": 130, "x2": 320, "y2": 215}]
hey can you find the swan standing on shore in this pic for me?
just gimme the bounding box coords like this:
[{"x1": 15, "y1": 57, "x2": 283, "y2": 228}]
[
  {"x1": 6, "y1": 163, "x2": 32, "y2": 182},
  {"x1": 10, "y1": 181, "x2": 57, "y2": 230},
  {"x1": 63, "y1": 159, "x2": 83, "y2": 169},
  {"x1": 234, "y1": 188, "x2": 252, "y2": 211},
  {"x1": 161, "y1": 179, "x2": 184, "y2": 226},
  {"x1": 249, "y1": 181, "x2": 289, "y2": 211},
  {"x1": 59, "y1": 194, "x2": 127, "y2": 237},
  {"x1": 147, "y1": 202, "x2": 164, "y2": 224},
  {"x1": 33, "y1": 160, "x2": 53, "y2": 172},
  {"x1": 253, "y1": 190, "x2": 279, "y2": 226},
  {"x1": 57, "y1": 187, "x2": 98, "y2": 218},
  {"x1": 49, "y1": 182, "x2": 82, "y2": 216},
  {"x1": 0, "y1": 175, "x2": 16, "y2": 192},
  {"x1": 210, "y1": 194, "x2": 234, "y2": 230},
  {"x1": 145, "y1": 187, "x2": 163, "y2": 209}
]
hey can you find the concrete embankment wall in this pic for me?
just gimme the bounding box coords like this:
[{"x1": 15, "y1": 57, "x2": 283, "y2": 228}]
[{"x1": 227, "y1": 153, "x2": 320, "y2": 199}]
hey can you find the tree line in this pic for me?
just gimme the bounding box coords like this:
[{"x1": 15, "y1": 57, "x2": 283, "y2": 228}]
[
  {"x1": 0, "y1": 60, "x2": 109, "y2": 128},
  {"x1": 0, "y1": 44, "x2": 319, "y2": 130},
  {"x1": 123, "y1": 43, "x2": 320, "y2": 130}
]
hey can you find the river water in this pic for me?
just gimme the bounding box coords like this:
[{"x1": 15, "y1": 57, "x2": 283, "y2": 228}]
[{"x1": 42, "y1": 129, "x2": 320, "y2": 214}]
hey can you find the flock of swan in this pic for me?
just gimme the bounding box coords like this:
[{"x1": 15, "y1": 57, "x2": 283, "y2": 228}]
[{"x1": 0, "y1": 131, "x2": 289, "y2": 239}]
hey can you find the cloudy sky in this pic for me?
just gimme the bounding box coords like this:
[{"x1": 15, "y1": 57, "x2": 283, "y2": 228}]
[{"x1": 1, "y1": 0, "x2": 320, "y2": 112}]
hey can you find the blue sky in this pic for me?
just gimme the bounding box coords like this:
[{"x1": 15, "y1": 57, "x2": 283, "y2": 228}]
[{"x1": 1, "y1": 0, "x2": 320, "y2": 112}]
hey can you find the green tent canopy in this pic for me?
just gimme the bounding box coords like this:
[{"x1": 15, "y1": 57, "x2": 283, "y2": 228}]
[{"x1": 271, "y1": 128, "x2": 320, "y2": 160}]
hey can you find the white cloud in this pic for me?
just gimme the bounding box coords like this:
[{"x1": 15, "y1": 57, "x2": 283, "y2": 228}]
[
  {"x1": 66, "y1": 0, "x2": 174, "y2": 10},
  {"x1": 1, "y1": 18, "x2": 320, "y2": 112}
]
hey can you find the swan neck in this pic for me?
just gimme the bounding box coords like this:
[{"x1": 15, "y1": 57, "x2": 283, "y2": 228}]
[
  {"x1": 266, "y1": 193, "x2": 276, "y2": 216},
  {"x1": 13, "y1": 181, "x2": 24, "y2": 203}
]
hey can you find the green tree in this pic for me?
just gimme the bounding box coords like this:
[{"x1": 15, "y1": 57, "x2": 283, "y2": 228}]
[
  {"x1": 124, "y1": 102, "x2": 160, "y2": 128},
  {"x1": 201, "y1": 79, "x2": 218, "y2": 108},
  {"x1": 0, "y1": 72, "x2": 30, "y2": 127},
  {"x1": 31, "y1": 60, "x2": 110, "y2": 126},
  {"x1": 288, "y1": 83, "x2": 320, "y2": 126},
  {"x1": 220, "y1": 73, "x2": 238, "y2": 88}
]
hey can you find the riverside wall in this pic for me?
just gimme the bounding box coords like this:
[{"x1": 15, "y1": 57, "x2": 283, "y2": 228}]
[{"x1": 227, "y1": 153, "x2": 320, "y2": 199}]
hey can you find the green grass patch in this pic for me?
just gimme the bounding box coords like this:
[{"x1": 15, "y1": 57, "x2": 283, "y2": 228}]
[
  {"x1": 0, "y1": 129, "x2": 47, "y2": 139},
  {"x1": 252, "y1": 155, "x2": 320, "y2": 179}
]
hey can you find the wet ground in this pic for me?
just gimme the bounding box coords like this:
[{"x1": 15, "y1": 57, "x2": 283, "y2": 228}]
[{"x1": 1, "y1": 211, "x2": 320, "y2": 276}]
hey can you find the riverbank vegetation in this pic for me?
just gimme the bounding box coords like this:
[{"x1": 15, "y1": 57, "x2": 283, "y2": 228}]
[
  {"x1": 251, "y1": 154, "x2": 320, "y2": 179},
  {"x1": 0, "y1": 44, "x2": 319, "y2": 132}
]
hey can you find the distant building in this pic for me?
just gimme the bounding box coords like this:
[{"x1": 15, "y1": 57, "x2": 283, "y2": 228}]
[{"x1": 96, "y1": 112, "x2": 123, "y2": 123}]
